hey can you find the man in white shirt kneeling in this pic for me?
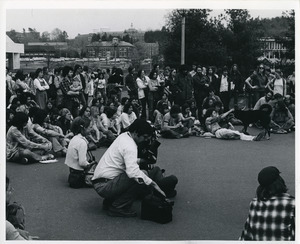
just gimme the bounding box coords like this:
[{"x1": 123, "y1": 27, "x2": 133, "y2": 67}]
[{"x1": 92, "y1": 119, "x2": 165, "y2": 217}]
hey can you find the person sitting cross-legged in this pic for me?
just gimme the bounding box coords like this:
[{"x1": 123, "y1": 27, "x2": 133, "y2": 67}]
[
  {"x1": 6, "y1": 112, "x2": 53, "y2": 164},
  {"x1": 160, "y1": 104, "x2": 190, "y2": 139}
]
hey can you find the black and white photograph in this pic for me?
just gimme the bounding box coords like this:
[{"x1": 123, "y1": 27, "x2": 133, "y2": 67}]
[{"x1": 3, "y1": 0, "x2": 297, "y2": 242}]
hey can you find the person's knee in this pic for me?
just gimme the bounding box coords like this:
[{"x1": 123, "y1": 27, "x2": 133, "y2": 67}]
[{"x1": 169, "y1": 175, "x2": 178, "y2": 185}]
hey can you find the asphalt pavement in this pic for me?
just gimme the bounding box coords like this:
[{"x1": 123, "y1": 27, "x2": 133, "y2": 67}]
[{"x1": 6, "y1": 126, "x2": 295, "y2": 241}]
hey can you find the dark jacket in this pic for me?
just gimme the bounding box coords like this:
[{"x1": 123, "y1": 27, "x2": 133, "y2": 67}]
[
  {"x1": 193, "y1": 73, "x2": 209, "y2": 97},
  {"x1": 230, "y1": 71, "x2": 244, "y2": 93},
  {"x1": 174, "y1": 73, "x2": 193, "y2": 105}
]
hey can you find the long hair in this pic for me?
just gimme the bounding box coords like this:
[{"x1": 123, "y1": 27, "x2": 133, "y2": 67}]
[
  {"x1": 79, "y1": 106, "x2": 89, "y2": 117},
  {"x1": 35, "y1": 68, "x2": 43, "y2": 79},
  {"x1": 123, "y1": 102, "x2": 133, "y2": 114},
  {"x1": 15, "y1": 70, "x2": 24, "y2": 80},
  {"x1": 137, "y1": 70, "x2": 144, "y2": 78},
  {"x1": 256, "y1": 175, "x2": 288, "y2": 201}
]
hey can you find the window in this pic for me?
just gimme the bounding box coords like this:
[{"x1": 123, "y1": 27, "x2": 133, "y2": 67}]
[
  {"x1": 119, "y1": 47, "x2": 127, "y2": 57},
  {"x1": 88, "y1": 49, "x2": 95, "y2": 57}
]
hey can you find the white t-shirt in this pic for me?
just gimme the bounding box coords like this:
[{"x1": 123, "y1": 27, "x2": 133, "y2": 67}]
[
  {"x1": 119, "y1": 112, "x2": 137, "y2": 129},
  {"x1": 273, "y1": 78, "x2": 284, "y2": 96},
  {"x1": 219, "y1": 75, "x2": 228, "y2": 92},
  {"x1": 64, "y1": 134, "x2": 89, "y2": 171}
]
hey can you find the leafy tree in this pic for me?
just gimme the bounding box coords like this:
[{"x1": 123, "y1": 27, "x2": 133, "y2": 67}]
[
  {"x1": 122, "y1": 34, "x2": 133, "y2": 43},
  {"x1": 101, "y1": 32, "x2": 108, "y2": 41},
  {"x1": 279, "y1": 10, "x2": 295, "y2": 59},
  {"x1": 51, "y1": 28, "x2": 68, "y2": 42},
  {"x1": 107, "y1": 34, "x2": 113, "y2": 41},
  {"x1": 40, "y1": 31, "x2": 50, "y2": 42},
  {"x1": 91, "y1": 33, "x2": 101, "y2": 42},
  {"x1": 224, "y1": 10, "x2": 264, "y2": 74},
  {"x1": 163, "y1": 9, "x2": 228, "y2": 68},
  {"x1": 6, "y1": 29, "x2": 20, "y2": 43}
]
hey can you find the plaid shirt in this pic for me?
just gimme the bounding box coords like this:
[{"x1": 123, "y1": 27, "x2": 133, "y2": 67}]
[
  {"x1": 60, "y1": 77, "x2": 80, "y2": 104},
  {"x1": 240, "y1": 193, "x2": 295, "y2": 241},
  {"x1": 60, "y1": 77, "x2": 72, "y2": 95}
]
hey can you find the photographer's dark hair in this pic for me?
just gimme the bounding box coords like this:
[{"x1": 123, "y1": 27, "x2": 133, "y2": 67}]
[{"x1": 128, "y1": 119, "x2": 154, "y2": 136}]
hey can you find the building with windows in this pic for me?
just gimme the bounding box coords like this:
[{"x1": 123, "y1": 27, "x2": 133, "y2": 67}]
[
  {"x1": 86, "y1": 37, "x2": 134, "y2": 59},
  {"x1": 20, "y1": 42, "x2": 68, "y2": 58},
  {"x1": 260, "y1": 37, "x2": 287, "y2": 59}
]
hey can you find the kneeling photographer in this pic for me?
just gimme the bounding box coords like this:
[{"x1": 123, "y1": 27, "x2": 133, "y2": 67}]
[{"x1": 138, "y1": 127, "x2": 178, "y2": 198}]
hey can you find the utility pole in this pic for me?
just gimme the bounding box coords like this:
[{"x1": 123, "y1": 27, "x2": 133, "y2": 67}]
[
  {"x1": 177, "y1": 9, "x2": 186, "y2": 65},
  {"x1": 181, "y1": 15, "x2": 185, "y2": 65}
]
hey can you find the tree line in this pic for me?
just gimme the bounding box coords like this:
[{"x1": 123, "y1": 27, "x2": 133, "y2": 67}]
[
  {"x1": 7, "y1": 28, "x2": 69, "y2": 43},
  {"x1": 144, "y1": 9, "x2": 295, "y2": 75}
]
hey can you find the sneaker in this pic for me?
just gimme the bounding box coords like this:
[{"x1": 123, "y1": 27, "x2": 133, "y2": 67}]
[
  {"x1": 39, "y1": 159, "x2": 58, "y2": 164},
  {"x1": 274, "y1": 129, "x2": 287, "y2": 134},
  {"x1": 253, "y1": 131, "x2": 265, "y2": 141},
  {"x1": 107, "y1": 206, "x2": 137, "y2": 217}
]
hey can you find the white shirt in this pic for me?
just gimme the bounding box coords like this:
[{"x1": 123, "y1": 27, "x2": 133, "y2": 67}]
[
  {"x1": 87, "y1": 79, "x2": 94, "y2": 96},
  {"x1": 273, "y1": 78, "x2": 284, "y2": 96},
  {"x1": 118, "y1": 112, "x2": 137, "y2": 129},
  {"x1": 92, "y1": 132, "x2": 152, "y2": 185},
  {"x1": 98, "y1": 78, "x2": 106, "y2": 89},
  {"x1": 136, "y1": 76, "x2": 149, "y2": 99},
  {"x1": 100, "y1": 113, "x2": 110, "y2": 128},
  {"x1": 64, "y1": 134, "x2": 89, "y2": 171},
  {"x1": 34, "y1": 78, "x2": 49, "y2": 91},
  {"x1": 219, "y1": 75, "x2": 228, "y2": 92}
]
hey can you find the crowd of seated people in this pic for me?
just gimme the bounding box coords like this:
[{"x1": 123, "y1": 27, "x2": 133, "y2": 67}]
[{"x1": 6, "y1": 63, "x2": 295, "y2": 165}]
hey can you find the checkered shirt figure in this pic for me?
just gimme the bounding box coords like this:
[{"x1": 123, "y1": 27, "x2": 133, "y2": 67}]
[{"x1": 240, "y1": 193, "x2": 295, "y2": 241}]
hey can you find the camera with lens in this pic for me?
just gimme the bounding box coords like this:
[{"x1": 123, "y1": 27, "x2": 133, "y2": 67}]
[{"x1": 138, "y1": 134, "x2": 161, "y2": 171}]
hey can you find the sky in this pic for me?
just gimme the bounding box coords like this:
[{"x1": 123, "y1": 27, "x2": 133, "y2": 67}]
[{"x1": 6, "y1": 9, "x2": 288, "y2": 39}]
